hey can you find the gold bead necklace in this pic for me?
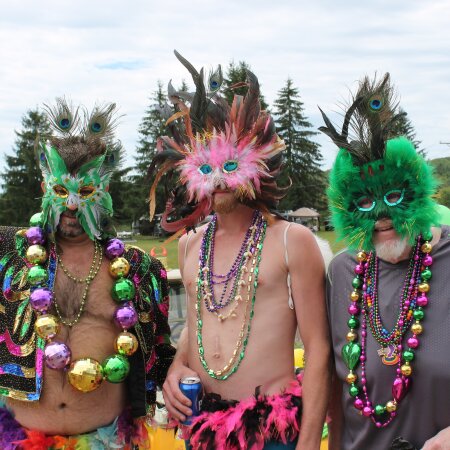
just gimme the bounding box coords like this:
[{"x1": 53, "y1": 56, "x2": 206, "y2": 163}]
[{"x1": 53, "y1": 240, "x2": 103, "y2": 327}]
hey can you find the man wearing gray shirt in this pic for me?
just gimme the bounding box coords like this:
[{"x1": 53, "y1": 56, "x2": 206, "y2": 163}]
[{"x1": 320, "y1": 73, "x2": 450, "y2": 449}]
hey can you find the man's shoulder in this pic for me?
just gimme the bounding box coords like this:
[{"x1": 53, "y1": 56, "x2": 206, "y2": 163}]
[
  {"x1": 0, "y1": 226, "x2": 21, "y2": 256},
  {"x1": 328, "y1": 248, "x2": 354, "y2": 276},
  {"x1": 123, "y1": 244, "x2": 165, "y2": 275}
]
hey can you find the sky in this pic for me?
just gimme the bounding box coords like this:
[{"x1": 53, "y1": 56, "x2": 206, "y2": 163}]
[{"x1": 1, "y1": 0, "x2": 449, "y2": 174}]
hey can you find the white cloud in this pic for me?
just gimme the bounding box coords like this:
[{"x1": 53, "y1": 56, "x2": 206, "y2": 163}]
[{"x1": 1, "y1": 0, "x2": 449, "y2": 180}]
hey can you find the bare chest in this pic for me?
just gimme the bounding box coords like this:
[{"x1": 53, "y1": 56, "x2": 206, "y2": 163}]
[{"x1": 53, "y1": 262, "x2": 116, "y2": 323}]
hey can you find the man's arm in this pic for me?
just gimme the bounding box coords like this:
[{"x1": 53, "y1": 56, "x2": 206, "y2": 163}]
[
  {"x1": 422, "y1": 428, "x2": 450, "y2": 449},
  {"x1": 327, "y1": 370, "x2": 343, "y2": 450},
  {"x1": 162, "y1": 232, "x2": 200, "y2": 422},
  {"x1": 162, "y1": 326, "x2": 198, "y2": 421},
  {"x1": 289, "y1": 226, "x2": 331, "y2": 450}
]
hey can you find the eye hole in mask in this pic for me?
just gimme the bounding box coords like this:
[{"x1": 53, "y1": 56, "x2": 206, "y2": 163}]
[
  {"x1": 198, "y1": 164, "x2": 213, "y2": 175},
  {"x1": 355, "y1": 188, "x2": 405, "y2": 212},
  {"x1": 355, "y1": 196, "x2": 376, "y2": 212},
  {"x1": 383, "y1": 189, "x2": 405, "y2": 207},
  {"x1": 78, "y1": 185, "x2": 96, "y2": 199},
  {"x1": 222, "y1": 160, "x2": 239, "y2": 173},
  {"x1": 53, "y1": 185, "x2": 69, "y2": 198}
]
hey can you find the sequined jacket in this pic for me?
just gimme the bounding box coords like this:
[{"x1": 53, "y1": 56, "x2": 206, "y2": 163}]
[{"x1": 0, "y1": 226, "x2": 175, "y2": 418}]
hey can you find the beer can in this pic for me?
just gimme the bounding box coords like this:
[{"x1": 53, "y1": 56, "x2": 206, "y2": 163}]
[{"x1": 179, "y1": 376, "x2": 202, "y2": 425}]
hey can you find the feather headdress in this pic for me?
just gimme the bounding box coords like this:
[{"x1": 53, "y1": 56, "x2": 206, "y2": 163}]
[
  {"x1": 148, "y1": 51, "x2": 286, "y2": 233},
  {"x1": 319, "y1": 73, "x2": 439, "y2": 251}
]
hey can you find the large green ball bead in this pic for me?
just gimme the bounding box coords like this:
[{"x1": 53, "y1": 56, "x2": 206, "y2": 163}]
[
  {"x1": 421, "y1": 269, "x2": 432, "y2": 281},
  {"x1": 422, "y1": 230, "x2": 433, "y2": 242},
  {"x1": 349, "y1": 385, "x2": 359, "y2": 397},
  {"x1": 29, "y1": 212, "x2": 44, "y2": 227},
  {"x1": 374, "y1": 404, "x2": 386, "y2": 416},
  {"x1": 413, "y1": 309, "x2": 424, "y2": 321},
  {"x1": 352, "y1": 277, "x2": 362, "y2": 289},
  {"x1": 111, "y1": 279, "x2": 136, "y2": 302},
  {"x1": 27, "y1": 266, "x2": 48, "y2": 285},
  {"x1": 348, "y1": 317, "x2": 360, "y2": 329},
  {"x1": 102, "y1": 354, "x2": 130, "y2": 383},
  {"x1": 403, "y1": 349, "x2": 415, "y2": 362}
]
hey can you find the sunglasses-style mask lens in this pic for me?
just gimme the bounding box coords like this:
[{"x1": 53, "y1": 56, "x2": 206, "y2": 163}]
[
  {"x1": 53, "y1": 185, "x2": 69, "y2": 198},
  {"x1": 384, "y1": 189, "x2": 405, "y2": 207},
  {"x1": 355, "y1": 196, "x2": 376, "y2": 212},
  {"x1": 222, "y1": 160, "x2": 239, "y2": 173},
  {"x1": 198, "y1": 164, "x2": 213, "y2": 175},
  {"x1": 78, "y1": 185, "x2": 96, "y2": 199}
]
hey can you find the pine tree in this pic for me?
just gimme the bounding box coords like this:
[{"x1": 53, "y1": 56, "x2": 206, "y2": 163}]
[
  {"x1": 0, "y1": 109, "x2": 51, "y2": 226},
  {"x1": 273, "y1": 78, "x2": 325, "y2": 211},
  {"x1": 135, "y1": 81, "x2": 168, "y2": 177},
  {"x1": 222, "y1": 61, "x2": 269, "y2": 109},
  {"x1": 391, "y1": 108, "x2": 426, "y2": 157},
  {"x1": 128, "y1": 81, "x2": 169, "y2": 224}
]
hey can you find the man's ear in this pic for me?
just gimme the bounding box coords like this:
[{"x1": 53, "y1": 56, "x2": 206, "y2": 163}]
[{"x1": 41, "y1": 181, "x2": 46, "y2": 193}]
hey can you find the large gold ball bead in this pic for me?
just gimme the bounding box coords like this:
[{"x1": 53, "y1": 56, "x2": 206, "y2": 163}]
[
  {"x1": 350, "y1": 291, "x2": 360, "y2": 302},
  {"x1": 115, "y1": 332, "x2": 139, "y2": 356},
  {"x1": 421, "y1": 243, "x2": 432, "y2": 254},
  {"x1": 411, "y1": 323, "x2": 423, "y2": 335},
  {"x1": 67, "y1": 358, "x2": 104, "y2": 393},
  {"x1": 109, "y1": 258, "x2": 130, "y2": 279},
  {"x1": 401, "y1": 364, "x2": 412, "y2": 377},
  {"x1": 346, "y1": 373, "x2": 357, "y2": 384},
  {"x1": 386, "y1": 400, "x2": 397, "y2": 413},
  {"x1": 356, "y1": 251, "x2": 367, "y2": 262},
  {"x1": 34, "y1": 314, "x2": 59, "y2": 340},
  {"x1": 418, "y1": 283, "x2": 430, "y2": 293},
  {"x1": 26, "y1": 245, "x2": 48, "y2": 265},
  {"x1": 346, "y1": 331, "x2": 358, "y2": 342}
]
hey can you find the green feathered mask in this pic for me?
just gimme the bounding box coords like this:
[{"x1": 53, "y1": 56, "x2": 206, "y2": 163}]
[
  {"x1": 36, "y1": 98, "x2": 121, "y2": 240},
  {"x1": 320, "y1": 73, "x2": 439, "y2": 251}
]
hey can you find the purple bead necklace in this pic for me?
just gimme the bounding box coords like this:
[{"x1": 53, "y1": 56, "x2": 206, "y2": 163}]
[
  {"x1": 199, "y1": 210, "x2": 264, "y2": 320},
  {"x1": 342, "y1": 231, "x2": 434, "y2": 426}
]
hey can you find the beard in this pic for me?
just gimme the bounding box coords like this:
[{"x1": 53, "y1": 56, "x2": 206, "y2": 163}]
[
  {"x1": 374, "y1": 237, "x2": 410, "y2": 262},
  {"x1": 57, "y1": 210, "x2": 85, "y2": 238},
  {"x1": 212, "y1": 193, "x2": 239, "y2": 214}
]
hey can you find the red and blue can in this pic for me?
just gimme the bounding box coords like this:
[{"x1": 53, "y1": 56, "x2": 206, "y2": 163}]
[{"x1": 179, "y1": 376, "x2": 202, "y2": 425}]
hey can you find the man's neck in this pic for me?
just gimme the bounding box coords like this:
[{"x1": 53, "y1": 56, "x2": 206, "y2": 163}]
[
  {"x1": 55, "y1": 232, "x2": 94, "y2": 250},
  {"x1": 215, "y1": 205, "x2": 256, "y2": 235}
]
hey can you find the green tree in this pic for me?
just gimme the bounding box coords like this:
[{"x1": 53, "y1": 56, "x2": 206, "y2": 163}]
[
  {"x1": 130, "y1": 81, "x2": 170, "y2": 225},
  {"x1": 0, "y1": 109, "x2": 50, "y2": 226},
  {"x1": 391, "y1": 108, "x2": 425, "y2": 157},
  {"x1": 222, "y1": 61, "x2": 269, "y2": 109},
  {"x1": 273, "y1": 78, "x2": 325, "y2": 211},
  {"x1": 135, "y1": 81, "x2": 168, "y2": 177}
]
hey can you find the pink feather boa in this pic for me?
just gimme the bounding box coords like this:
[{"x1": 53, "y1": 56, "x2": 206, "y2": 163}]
[{"x1": 185, "y1": 375, "x2": 302, "y2": 450}]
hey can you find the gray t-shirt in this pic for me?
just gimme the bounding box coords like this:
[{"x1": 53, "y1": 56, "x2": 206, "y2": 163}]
[{"x1": 327, "y1": 226, "x2": 450, "y2": 450}]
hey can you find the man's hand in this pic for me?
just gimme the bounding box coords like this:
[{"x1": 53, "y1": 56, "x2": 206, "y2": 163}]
[
  {"x1": 162, "y1": 359, "x2": 199, "y2": 422},
  {"x1": 422, "y1": 427, "x2": 450, "y2": 450}
]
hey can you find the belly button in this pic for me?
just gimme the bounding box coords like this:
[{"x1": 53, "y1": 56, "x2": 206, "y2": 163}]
[{"x1": 59, "y1": 403, "x2": 67, "y2": 410}]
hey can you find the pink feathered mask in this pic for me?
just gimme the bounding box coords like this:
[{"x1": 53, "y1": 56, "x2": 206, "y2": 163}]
[{"x1": 148, "y1": 51, "x2": 286, "y2": 233}]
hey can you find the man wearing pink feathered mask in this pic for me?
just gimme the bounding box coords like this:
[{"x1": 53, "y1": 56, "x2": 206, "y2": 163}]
[{"x1": 149, "y1": 51, "x2": 331, "y2": 450}]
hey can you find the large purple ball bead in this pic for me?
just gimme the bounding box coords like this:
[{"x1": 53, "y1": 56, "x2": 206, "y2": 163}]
[
  {"x1": 44, "y1": 342, "x2": 71, "y2": 370},
  {"x1": 26, "y1": 227, "x2": 46, "y2": 245},
  {"x1": 30, "y1": 288, "x2": 53, "y2": 312},
  {"x1": 114, "y1": 303, "x2": 138, "y2": 330},
  {"x1": 105, "y1": 239, "x2": 125, "y2": 260}
]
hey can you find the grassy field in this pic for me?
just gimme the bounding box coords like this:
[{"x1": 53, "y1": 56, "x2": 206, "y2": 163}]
[{"x1": 129, "y1": 229, "x2": 345, "y2": 270}]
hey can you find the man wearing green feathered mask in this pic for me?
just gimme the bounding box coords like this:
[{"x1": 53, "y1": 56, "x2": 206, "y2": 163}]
[
  {"x1": 0, "y1": 99, "x2": 175, "y2": 448},
  {"x1": 322, "y1": 74, "x2": 450, "y2": 450}
]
